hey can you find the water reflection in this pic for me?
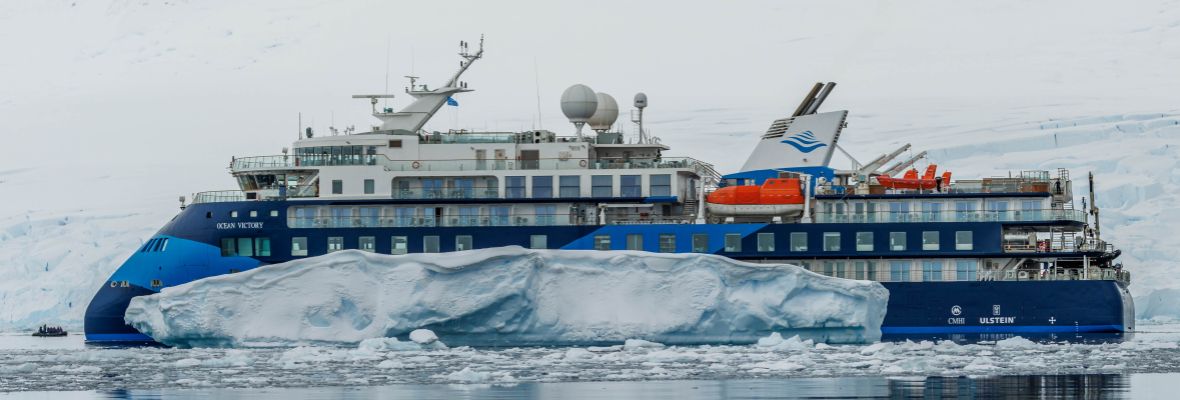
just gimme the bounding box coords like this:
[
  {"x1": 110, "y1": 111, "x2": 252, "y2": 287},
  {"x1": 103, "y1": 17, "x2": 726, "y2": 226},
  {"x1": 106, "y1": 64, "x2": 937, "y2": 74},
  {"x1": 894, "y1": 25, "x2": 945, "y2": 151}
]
[{"x1": 31, "y1": 374, "x2": 1145, "y2": 400}]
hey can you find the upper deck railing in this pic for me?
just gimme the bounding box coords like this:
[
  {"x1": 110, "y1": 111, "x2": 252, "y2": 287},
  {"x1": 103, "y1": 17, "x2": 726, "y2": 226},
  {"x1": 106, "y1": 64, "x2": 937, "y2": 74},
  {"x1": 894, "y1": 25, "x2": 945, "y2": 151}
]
[
  {"x1": 192, "y1": 190, "x2": 248, "y2": 204},
  {"x1": 811, "y1": 209, "x2": 1086, "y2": 224},
  {"x1": 230, "y1": 154, "x2": 706, "y2": 173}
]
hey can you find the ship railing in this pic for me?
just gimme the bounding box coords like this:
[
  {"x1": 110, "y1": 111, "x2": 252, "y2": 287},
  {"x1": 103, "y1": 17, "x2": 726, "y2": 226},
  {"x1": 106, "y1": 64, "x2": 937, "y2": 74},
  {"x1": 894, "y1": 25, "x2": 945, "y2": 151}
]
[
  {"x1": 977, "y1": 267, "x2": 1129, "y2": 283},
  {"x1": 1003, "y1": 238, "x2": 1117, "y2": 254},
  {"x1": 231, "y1": 154, "x2": 380, "y2": 171},
  {"x1": 192, "y1": 190, "x2": 248, "y2": 204},
  {"x1": 392, "y1": 187, "x2": 501, "y2": 200},
  {"x1": 285, "y1": 213, "x2": 592, "y2": 228},
  {"x1": 381, "y1": 157, "x2": 706, "y2": 172},
  {"x1": 813, "y1": 209, "x2": 1085, "y2": 224}
]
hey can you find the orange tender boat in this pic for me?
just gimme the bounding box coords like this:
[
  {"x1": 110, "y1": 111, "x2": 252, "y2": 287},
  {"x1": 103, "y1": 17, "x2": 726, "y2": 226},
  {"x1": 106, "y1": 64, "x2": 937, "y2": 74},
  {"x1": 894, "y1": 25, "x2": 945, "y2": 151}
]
[
  {"x1": 876, "y1": 165, "x2": 952, "y2": 190},
  {"x1": 706, "y1": 177, "x2": 805, "y2": 217}
]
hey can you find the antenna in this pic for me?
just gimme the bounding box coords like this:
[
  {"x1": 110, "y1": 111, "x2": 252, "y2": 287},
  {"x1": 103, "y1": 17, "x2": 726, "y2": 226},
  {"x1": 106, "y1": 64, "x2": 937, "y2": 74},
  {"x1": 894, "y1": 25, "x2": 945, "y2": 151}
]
[
  {"x1": 632, "y1": 92, "x2": 648, "y2": 144},
  {"x1": 534, "y1": 56, "x2": 543, "y2": 129},
  {"x1": 384, "y1": 36, "x2": 391, "y2": 109},
  {"x1": 352, "y1": 94, "x2": 397, "y2": 114}
]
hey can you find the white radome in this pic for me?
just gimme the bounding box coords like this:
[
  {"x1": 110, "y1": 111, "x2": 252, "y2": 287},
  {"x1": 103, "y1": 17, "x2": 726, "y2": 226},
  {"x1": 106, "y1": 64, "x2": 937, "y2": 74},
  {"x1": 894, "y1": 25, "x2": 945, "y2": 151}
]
[
  {"x1": 560, "y1": 84, "x2": 598, "y2": 123},
  {"x1": 587, "y1": 92, "x2": 619, "y2": 132}
]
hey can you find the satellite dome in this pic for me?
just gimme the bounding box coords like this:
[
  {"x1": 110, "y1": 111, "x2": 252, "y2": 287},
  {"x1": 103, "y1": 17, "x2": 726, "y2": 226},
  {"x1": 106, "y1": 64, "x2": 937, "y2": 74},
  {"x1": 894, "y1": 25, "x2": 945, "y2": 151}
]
[
  {"x1": 560, "y1": 84, "x2": 598, "y2": 136},
  {"x1": 587, "y1": 92, "x2": 619, "y2": 132},
  {"x1": 634, "y1": 92, "x2": 648, "y2": 109}
]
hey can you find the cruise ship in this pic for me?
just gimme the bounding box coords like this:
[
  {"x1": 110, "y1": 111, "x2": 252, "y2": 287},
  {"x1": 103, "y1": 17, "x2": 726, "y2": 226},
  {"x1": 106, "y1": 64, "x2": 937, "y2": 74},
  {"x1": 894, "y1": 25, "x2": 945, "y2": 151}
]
[{"x1": 84, "y1": 38, "x2": 1133, "y2": 343}]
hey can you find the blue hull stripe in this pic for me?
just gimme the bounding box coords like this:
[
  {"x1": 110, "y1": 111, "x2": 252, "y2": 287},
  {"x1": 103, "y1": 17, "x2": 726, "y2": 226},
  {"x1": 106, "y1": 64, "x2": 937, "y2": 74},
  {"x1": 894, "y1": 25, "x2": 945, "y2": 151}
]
[
  {"x1": 85, "y1": 333, "x2": 155, "y2": 342},
  {"x1": 882, "y1": 325, "x2": 1124, "y2": 334}
]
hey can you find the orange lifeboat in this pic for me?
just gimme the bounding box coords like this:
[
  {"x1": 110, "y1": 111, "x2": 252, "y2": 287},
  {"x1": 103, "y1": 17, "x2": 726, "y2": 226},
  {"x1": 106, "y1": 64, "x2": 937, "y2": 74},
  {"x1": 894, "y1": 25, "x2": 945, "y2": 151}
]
[
  {"x1": 706, "y1": 178, "x2": 805, "y2": 217},
  {"x1": 876, "y1": 165, "x2": 951, "y2": 190}
]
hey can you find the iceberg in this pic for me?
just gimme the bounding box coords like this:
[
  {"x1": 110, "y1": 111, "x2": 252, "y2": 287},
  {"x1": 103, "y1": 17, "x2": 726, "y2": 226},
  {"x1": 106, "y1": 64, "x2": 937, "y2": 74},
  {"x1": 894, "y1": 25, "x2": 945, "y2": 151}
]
[{"x1": 124, "y1": 247, "x2": 888, "y2": 348}]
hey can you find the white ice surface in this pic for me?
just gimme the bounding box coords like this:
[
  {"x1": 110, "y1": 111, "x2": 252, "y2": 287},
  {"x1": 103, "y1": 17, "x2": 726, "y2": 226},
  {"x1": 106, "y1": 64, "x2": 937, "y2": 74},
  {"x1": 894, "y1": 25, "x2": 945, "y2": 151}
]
[{"x1": 124, "y1": 247, "x2": 888, "y2": 348}]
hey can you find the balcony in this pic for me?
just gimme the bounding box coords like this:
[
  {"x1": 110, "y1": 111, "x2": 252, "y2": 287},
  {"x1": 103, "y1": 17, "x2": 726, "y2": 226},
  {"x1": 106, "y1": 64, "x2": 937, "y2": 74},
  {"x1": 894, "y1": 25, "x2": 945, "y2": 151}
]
[
  {"x1": 231, "y1": 154, "x2": 706, "y2": 173},
  {"x1": 811, "y1": 209, "x2": 1086, "y2": 224}
]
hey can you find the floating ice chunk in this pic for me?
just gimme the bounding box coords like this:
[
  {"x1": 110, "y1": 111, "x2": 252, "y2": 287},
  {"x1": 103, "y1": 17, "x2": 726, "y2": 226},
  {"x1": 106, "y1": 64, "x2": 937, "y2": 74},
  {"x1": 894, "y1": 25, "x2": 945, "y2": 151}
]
[
  {"x1": 444, "y1": 366, "x2": 491, "y2": 383},
  {"x1": 173, "y1": 358, "x2": 200, "y2": 368},
  {"x1": 859, "y1": 342, "x2": 891, "y2": 355},
  {"x1": 357, "y1": 337, "x2": 447, "y2": 352},
  {"x1": 563, "y1": 348, "x2": 595, "y2": 360},
  {"x1": 995, "y1": 336, "x2": 1038, "y2": 349},
  {"x1": 755, "y1": 332, "x2": 814, "y2": 351},
  {"x1": 126, "y1": 247, "x2": 888, "y2": 347},
  {"x1": 410, "y1": 329, "x2": 439, "y2": 344},
  {"x1": 623, "y1": 339, "x2": 665, "y2": 351}
]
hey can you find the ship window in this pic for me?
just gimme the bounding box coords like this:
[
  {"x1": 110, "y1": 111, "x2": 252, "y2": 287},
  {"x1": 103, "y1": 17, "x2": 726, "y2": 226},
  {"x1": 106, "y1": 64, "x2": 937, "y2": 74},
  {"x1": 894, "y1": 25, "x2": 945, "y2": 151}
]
[
  {"x1": 490, "y1": 206, "x2": 510, "y2": 226},
  {"x1": 332, "y1": 180, "x2": 343, "y2": 194},
  {"x1": 231, "y1": 211, "x2": 239, "y2": 218},
  {"x1": 824, "y1": 261, "x2": 845, "y2": 278},
  {"x1": 256, "y1": 237, "x2": 271, "y2": 257},
  {"x1": 922, "y1": 231, "x2": 940, "y2": 250},
  {"x1": 391, "y1": 236, "x2": 408, "y2": 254},
  {"x1": 692, "y1": 234, "x2": 708, "y2": 253},
  {"x1": 359, "y1": 236, "x2": 376, "y2": 252},
  {"x1": 532, "y1": 176, "x2": 553, "y2": 198},
  {"x1": 423, "y1": 236, "x2": 440, "y2": 253},
  {"x1": 956, "y1": 259, "x2": 978, "y2": 281},
  {"x1": 559, "y1": 176, "x2": 581, "y2": 198},
  {"x1": 270, "y1": 210, "x2": 279, "y2": 217},
  {"x1": 220, "y1": 238, "x2": 237, "y2": 256},
  {"x1": 956, "y1": 231, "x2": 974, "y2": 250},
  {"x1": 856, "y1": 232, "x2": 874, "y2": 251},
  {"x1": 455, "y1": 235, "x2": 473, "y2": 251},
  {"x1": 388, "y1": 140, "x2": 402, "y2": 148},
  {"x1": 626, "y1": 234, "x2": 644, "y2": 250},
  {"x1": 506, "y1": 176, "x2": 526, "y2": 198},
  {"x1": 151, "y1": 279, "x2": 162, "y2": 288},
  {"x1": 790, "y1": 232, "x2": 807, "y2": 252},
  {"x1": 853, "y1": 261, "x2": 872, "y2": 280},
  {"x1": 890, "y1": 232, "x2": 906, "y2": 251},
  {"x1": 823, "y1": 232, "x2": 840, "y2": 251},
  {"x1": 592, "y1": 175, "x2": 613, "y2": 197},
  {"x1": 724, "y1": 234, "x2": 742, "y2": 252},
  {"x1": 922, "y1": 260, "x2": 943, "y2": 281},
  {"x1": 530, "y1": 235, "x2": 548, "y2": 249},
  {"x1": 890, "y1": 261, "x2": 910, "y2": 282},
  {"x1": 757, "y1": 233, "x2": 775, "y2": 252},
  {"x1": 237, "y1": 238, "x2": 254, "y2": 257},
  {"x1": 248, "y1": 210, "x2": 257, "y2": 218},
  {"x1": 650, "y1": 174, "x2": 672, "y2": 197},
  {"x1": 327, "y1": 236, "x2": 344, "y2": 252},
  {"x1": 364, "y1": 179, "x2": 375, "y2": 194},
  {"x1": 659, "y1": 234, "x2": 676, "y2": 253},
  {"x1": 621, "y1": 175, "x2": 642, "y2": 197},
  {"x1": 594, "y1": 235, "x2": 611, "y2": 250},
  {"x1": 291, "y1": 237, "x2": 308, "y2": 256},
  {"x1": 158, "y1": 238, "x2": 168, "y2": 252},
  {"x1": 206, "y1": 211, "x2": 212, "y2": 219}
]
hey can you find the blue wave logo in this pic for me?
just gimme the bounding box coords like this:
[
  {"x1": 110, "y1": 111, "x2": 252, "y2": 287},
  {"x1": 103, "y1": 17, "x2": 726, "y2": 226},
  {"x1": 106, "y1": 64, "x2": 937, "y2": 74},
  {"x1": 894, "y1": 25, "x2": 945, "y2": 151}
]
[{"x1": 780, "y1": 130, "x2": 828, "y2": 153}]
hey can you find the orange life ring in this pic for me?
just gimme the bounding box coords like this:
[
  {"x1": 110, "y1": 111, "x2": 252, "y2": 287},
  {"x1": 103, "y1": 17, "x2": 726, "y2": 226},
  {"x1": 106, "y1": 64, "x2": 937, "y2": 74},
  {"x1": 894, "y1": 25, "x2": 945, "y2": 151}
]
[
  {"x1": 579, "y1": 159, "x2": 588, "y2": 167},
  {"x1": 411, "y1": 161, "x2": 421, "y2": 169}
]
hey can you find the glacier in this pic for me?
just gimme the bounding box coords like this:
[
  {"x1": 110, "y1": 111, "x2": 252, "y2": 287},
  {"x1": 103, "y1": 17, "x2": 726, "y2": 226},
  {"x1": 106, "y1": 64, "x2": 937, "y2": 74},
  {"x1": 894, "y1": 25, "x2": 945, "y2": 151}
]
[{"x1": 123, "y1": 247, "x2": 888, "y2": 348}]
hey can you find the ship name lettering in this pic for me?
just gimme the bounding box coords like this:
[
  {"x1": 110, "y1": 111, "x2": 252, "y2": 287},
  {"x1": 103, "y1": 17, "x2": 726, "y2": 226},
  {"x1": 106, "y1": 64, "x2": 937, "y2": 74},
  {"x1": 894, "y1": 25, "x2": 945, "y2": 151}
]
[{"x1": 216, "y1": 222, "x2": 264, "y2": 230}]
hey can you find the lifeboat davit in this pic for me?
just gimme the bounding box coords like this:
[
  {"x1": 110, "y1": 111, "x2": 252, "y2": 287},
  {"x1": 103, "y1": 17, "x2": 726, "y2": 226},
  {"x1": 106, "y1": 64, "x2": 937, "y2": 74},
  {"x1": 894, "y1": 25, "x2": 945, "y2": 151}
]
[
  {"x1": 706, "y1": 178, "x2": 805, "y2": 217},
  {"x1": 875, "y1": 165, "x2": 952, "y2": 190}
]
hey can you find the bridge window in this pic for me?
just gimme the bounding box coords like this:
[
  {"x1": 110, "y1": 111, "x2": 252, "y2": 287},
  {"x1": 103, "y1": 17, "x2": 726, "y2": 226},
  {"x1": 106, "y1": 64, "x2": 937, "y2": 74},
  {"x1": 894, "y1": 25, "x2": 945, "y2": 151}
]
[
  {"x1": 594, "y1": 235, "x2": 611, "y2": 250},
  {"x1": 559, "y1": 176, "x2": 581, "y2": 198},
  {"x1": 823, "y1": 232, "x2": 840, "y2": 252},
  {"x1": 956, "y1": 259, "x2": 978, "y2": 281},
  {"x1": 456, "y1": 235, "x2": 473, "y2": 251},
  {"x1": 331, "y1": 180, "x2": 343, "y2": 194},
  {"x1": 724, "y1": 234, "x2": 742, "y2": 252},
  {"x1": 650, "y1": 174, "x2": 671, "y2": 197},
  {"x1": 955, "y1": 231, "x2": 974, "y2": 250},
  {"x1": 592, "y1": 175, "x2": 613, "y2": 197},
  {"x1": 856, "y1": 232, "x2": 874, "y2": 251},
  {"x1": 790, "y1": 232, "x2": 807, "y2": 252},
  {"x1": 626, "y1": 234, "x2": 643, "y2": 250},
  {"x1": 359, "y1": 236, "x2": 376, "y2": 252},
  {"x1": 922, "y1": 231, "x2": 940, "y2": 250},
  {"x1": 220, "y1": 238, "x2": 237, "y2": 256},
  {"x1": 506, "y1": 176, "x2": 526, "y2": 198},
  {"x1": 291, "y1": 237, "x2": 308, "y2": 256},
  {"x1": 692, "y1": 234, "x2": 708, "y2": 253},
  {"x1": 532, "y1": 176, "x2": 553, "y2": 198},
  {"x1": 530, "y1": 235, "x2": 548, "y2": 249},
  {"x1": 221, "y1": 237, "x2": 270, "y2": 257},
  {"x1": 659, "y1": 234, "x2": 676, "y2": 253},
  {"x1": 922, "y1": 260, "x2": 943, "y2": 281},
  {"x1": 890, "y1": 232, "x2": 906, "y2": 251},
  {"x1": 364, "y1": 179, "x2": 375, "y2": 194},
  {"x1": 757, "y1": 233, "x2": 775, "y2": 252},
  {"x1": 327, "y1": 237, "x2": 344, "y2": 252},
  {"x1": 237, "y1": 238, "x2": 254, "y2": 257},
  {"x1": 423, "y1": 236, "x2": 440, "y2": 253},
  {"x1": 621, "y1": 175, "x2": 642, "y2": 197},
  {"x1": 391, "y1": 236, "x2": 408, "y2": 255}
]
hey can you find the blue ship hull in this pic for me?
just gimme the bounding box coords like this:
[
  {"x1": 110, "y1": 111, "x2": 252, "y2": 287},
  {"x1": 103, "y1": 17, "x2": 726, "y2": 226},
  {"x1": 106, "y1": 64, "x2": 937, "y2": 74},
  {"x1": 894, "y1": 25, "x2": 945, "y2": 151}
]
[{"x1": 84, "y1": 201, "x2": 1134, "y2": 343}]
